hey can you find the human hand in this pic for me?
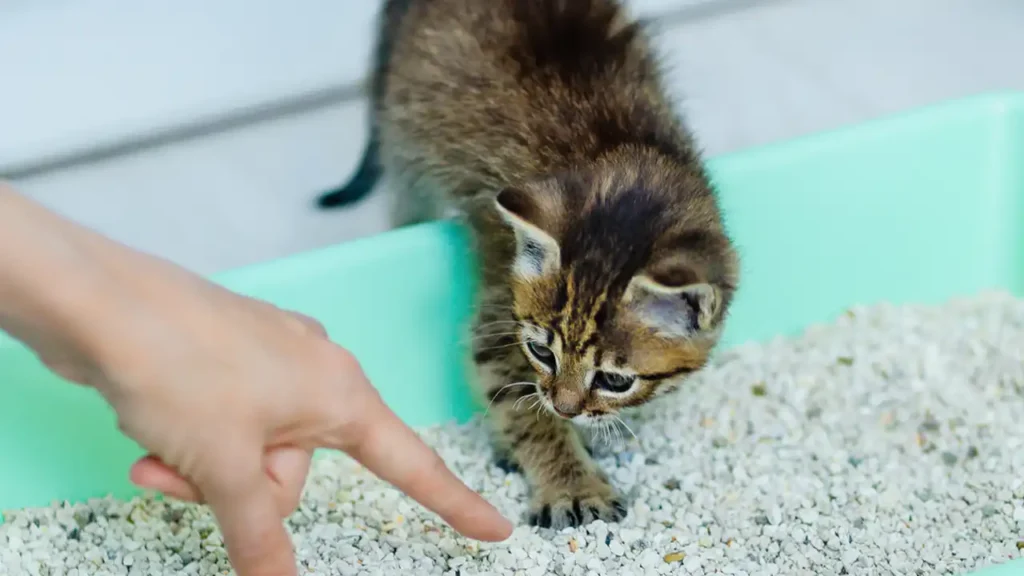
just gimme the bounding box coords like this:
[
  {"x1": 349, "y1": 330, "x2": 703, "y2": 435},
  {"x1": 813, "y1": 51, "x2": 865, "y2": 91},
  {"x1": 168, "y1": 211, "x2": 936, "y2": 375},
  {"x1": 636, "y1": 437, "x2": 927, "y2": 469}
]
[
  {"x1": 0, "y1": 188, "x2": 513, "y2": 576},
  {"x1": 89, "y1": 282, "x2": 512, "y2": 575},
  {"x1": 125, "y1": 309, "x2": 336, "y2": 520}
]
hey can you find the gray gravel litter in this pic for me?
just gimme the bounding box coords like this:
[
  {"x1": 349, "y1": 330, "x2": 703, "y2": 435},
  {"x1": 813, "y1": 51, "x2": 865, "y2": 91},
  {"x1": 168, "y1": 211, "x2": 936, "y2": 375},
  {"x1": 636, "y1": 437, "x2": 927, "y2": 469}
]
[{"x1": 3, "y1": 291, "x2": 1024, "y2": 576}]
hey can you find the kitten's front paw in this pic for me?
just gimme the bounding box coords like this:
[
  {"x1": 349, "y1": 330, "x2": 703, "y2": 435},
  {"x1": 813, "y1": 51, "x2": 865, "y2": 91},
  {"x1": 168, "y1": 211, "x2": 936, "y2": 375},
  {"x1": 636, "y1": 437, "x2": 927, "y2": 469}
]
[
  {"x1": 494, "y1": 454, "x2": 521, "y2": 474},
  {"x1": 528, "y1": 477, "x2": 627, "y2": 529}
]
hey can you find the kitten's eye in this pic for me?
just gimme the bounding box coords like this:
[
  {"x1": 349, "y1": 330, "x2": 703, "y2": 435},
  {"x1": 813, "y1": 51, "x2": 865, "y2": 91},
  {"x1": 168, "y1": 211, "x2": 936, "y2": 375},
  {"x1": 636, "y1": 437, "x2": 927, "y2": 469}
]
[
  {"x1": 592, "y1": 371, "x2": 636, "y2": 394},
  {"x1": 525, "y1": 341, "x2": 557, "y2": 371}
]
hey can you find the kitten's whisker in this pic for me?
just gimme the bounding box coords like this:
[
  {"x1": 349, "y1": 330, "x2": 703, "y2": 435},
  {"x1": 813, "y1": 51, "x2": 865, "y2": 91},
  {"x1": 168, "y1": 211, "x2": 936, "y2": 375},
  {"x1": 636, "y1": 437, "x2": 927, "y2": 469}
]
[
  {"x1": 613, "y1": 415, "x2": 640, "y2": 444},
  {"x1": 512, "y1": 392, "x2": 538, "y2": 412},
  {"x1": 473, "y1": 320, "x2": 522, "y2": 331},
  {"x1": 599, "y1": 420, "x2": 611, "y2": 447},
  {"x1": 483, "y1": 382, "x2": 535, "y2": 417},
  {"x1": 477, "y1": 303, "x2": 516, "y2": 311},
  {"x1": 531, "y1": 398, "x2": 544, "y2": 422},
  {"x1": 471, "y1": 340, "x2": 526, "y2": 354},
  {"x1": 465, "y1": 331, "x2": 522, "y2": 343},
  {"x1": 475, "y1": 306, "x2": 516, "y2": 316}
]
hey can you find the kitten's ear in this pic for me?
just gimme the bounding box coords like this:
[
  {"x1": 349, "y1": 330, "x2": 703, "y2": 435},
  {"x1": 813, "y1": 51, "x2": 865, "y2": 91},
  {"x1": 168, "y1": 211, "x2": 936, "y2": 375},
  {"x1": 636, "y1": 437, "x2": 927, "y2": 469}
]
[
  {"x1": 495, "y1": 187, "x2": 561, "y2": 279},
  {"x1": 624, "y1": 263, "x2": 722, "y2": 338}
]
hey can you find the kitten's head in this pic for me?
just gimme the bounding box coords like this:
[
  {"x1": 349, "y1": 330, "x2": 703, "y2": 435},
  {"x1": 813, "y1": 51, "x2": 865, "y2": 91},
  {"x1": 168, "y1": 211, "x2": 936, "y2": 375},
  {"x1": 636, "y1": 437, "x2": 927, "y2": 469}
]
[{"x1": 494, "y1": 162, "x2": 738, "y2": 424}]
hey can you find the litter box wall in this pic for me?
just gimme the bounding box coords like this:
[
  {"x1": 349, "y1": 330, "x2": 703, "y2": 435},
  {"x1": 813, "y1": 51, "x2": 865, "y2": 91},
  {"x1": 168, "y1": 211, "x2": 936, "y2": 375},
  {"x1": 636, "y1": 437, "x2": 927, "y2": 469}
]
[
  {"x1": 1, "y1": 91, "x2": 1023, "y2": 574},
  {"x1": 1014, "y1": 104, "x2": 1024, "y2": 292}
]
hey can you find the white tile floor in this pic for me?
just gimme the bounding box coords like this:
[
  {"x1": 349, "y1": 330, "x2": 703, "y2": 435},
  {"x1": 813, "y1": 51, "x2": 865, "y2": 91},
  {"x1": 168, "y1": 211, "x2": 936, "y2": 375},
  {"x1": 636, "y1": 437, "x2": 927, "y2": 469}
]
[{"x1": 11, "y1": 0, "x2": 1024, "y2": 275}]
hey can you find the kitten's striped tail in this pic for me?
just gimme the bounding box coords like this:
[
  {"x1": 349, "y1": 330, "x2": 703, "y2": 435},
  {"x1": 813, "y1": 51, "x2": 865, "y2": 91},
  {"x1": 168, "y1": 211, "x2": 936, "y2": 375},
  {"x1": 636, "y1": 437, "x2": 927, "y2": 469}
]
[{"x1": 315, "y1": 130, "x2": 382, "y2": 209}]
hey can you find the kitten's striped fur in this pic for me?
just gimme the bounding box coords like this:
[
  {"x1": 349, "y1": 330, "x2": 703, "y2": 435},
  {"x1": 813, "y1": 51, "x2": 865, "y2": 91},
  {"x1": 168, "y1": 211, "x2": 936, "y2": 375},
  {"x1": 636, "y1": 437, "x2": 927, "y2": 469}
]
[{"x1": 318, "y1": 0, "x2": 740, "y2": 529}]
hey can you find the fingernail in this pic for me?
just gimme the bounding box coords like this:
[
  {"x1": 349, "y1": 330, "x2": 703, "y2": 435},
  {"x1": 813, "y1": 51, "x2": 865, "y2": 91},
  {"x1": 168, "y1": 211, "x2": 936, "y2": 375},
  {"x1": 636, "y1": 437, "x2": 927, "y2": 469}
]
[
  {"x1": 475, "y1": 508, "x2": 514, "y2": 542},
  {"x1": 494, "y1": 516, "x2": 515, "y2": 541}
]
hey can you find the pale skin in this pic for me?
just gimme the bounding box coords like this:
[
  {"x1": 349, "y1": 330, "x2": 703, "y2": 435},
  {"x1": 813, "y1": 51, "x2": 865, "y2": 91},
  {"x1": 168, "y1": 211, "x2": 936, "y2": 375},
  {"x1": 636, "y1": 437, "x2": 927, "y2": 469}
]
[{"x1": 0, "y1": 184, "x2": 512, "y2": 576}]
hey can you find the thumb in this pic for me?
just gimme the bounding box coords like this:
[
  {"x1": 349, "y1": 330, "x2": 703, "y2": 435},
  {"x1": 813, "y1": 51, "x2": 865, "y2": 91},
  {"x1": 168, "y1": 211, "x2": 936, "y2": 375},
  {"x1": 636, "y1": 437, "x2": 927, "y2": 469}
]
[
  {"x1": 198, "y1": 454, "x2": 297, "y2": 576},
  {"x1": 129, "y1": 446, "x2": 312, "y2": 518}
]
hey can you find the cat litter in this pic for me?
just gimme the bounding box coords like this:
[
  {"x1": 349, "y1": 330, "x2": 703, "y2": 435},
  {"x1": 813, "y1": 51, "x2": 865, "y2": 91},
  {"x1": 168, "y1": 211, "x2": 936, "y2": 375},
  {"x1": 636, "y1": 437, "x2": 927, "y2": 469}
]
[{"x1": 3, "y1": 291, "x2": 1024, "y2": 576}]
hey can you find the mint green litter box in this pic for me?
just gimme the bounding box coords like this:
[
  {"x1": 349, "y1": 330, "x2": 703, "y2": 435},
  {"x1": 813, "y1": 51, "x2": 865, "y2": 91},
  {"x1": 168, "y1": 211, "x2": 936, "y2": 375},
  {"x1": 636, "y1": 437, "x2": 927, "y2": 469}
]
[{"x1": 2, "y1": 92, "x2": 1023, "y2": 576}]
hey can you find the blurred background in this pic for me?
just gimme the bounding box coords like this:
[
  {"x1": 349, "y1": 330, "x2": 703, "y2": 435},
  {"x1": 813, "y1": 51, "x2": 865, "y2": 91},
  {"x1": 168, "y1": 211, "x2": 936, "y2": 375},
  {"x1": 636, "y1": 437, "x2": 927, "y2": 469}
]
[{"x1": 2, "y1": 0, "x2": 1023, "y2": 275}]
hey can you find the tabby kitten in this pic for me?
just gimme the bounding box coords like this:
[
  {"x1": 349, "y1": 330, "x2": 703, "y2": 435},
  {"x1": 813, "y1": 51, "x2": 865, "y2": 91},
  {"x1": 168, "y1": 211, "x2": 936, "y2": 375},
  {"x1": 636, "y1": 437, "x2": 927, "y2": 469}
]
[{"x1": 317, "y1": 0, "x2": 740, "y2": 529}]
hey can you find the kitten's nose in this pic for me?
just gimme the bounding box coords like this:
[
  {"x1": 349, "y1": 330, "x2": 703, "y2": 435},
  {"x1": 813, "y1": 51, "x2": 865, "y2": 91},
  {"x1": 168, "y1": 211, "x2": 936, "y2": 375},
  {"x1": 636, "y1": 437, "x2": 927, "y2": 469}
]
[
  {"x1": 551, "y1": 389, "x2": 583, "y2": 418},
  {"x1": 553, "y1": 405, "x2": 579, "y2": 418}
]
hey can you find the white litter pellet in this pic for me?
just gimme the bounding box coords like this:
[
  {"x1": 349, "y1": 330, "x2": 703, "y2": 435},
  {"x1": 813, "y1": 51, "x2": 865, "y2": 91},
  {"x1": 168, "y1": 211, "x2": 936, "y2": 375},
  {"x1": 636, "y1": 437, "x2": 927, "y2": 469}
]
[{"x1": 3, "y1": 291, "x2": 1024, "y2": 575}]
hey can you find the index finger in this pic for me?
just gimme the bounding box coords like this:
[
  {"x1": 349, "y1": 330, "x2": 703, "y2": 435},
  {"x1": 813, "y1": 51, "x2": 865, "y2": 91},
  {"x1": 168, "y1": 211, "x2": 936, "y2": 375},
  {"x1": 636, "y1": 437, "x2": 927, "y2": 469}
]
[{"x1": 338, "y1": 393, "x2": 514, "y2": 542}]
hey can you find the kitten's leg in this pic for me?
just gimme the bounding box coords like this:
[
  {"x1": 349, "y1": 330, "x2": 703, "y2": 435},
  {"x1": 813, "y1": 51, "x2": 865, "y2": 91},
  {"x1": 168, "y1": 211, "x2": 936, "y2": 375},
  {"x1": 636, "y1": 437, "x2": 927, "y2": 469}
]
[
  {"x1": 473, "y1": 359, "x2": 525, "y2": 474},
  {"x1": 487, "y1": 415, "x2": 596, "y2": 473},
  {"x1": 469, "y1": 290, "x2": 624, "y2": 529},
  {"x1": 487, "y1": 383, "x2": 627, "y2": 529},
  {"x1": 473, "y1": 339, "x2": 625, "y2": 528}
]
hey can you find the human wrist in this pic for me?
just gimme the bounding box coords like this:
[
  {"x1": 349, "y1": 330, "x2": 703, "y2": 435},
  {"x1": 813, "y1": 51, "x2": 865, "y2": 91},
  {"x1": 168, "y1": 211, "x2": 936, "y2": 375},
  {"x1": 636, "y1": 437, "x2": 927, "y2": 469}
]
[{"x1": 0, "y1": 186, "x2": 125, "y2": 384}]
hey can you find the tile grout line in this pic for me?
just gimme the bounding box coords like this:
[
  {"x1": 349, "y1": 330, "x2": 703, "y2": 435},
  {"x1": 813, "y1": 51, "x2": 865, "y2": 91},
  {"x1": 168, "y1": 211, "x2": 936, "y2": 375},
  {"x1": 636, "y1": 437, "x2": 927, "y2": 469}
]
[
  {"x1": 652, "y1": 0, "x2": 804, "y2": 28},
  {"x1": 3, "y1": 0, "x2": 810, "y2": 182},
  {"x1": 3, "y1": 84, "x2": 365, "y2": 182}
]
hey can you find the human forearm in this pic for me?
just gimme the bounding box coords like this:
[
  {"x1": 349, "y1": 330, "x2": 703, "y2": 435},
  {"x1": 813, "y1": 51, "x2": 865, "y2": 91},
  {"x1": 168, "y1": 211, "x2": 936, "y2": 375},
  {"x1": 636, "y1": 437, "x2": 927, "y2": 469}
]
[{"x1": 0, "y1": 184, "x2": 118, "y2": 377}]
